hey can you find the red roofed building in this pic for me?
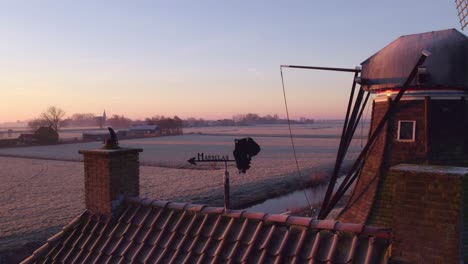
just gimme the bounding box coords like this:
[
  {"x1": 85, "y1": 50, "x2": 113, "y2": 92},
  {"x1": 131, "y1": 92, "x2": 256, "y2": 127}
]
[{"x1": 21, "y1": 147, "x2": 392, "y2": 263}]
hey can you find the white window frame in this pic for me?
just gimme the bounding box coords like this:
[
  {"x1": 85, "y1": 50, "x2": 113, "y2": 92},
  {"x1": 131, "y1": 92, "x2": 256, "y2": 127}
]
[{"x1": 397, "y1": 120, "x2": 416, "y2": 142}]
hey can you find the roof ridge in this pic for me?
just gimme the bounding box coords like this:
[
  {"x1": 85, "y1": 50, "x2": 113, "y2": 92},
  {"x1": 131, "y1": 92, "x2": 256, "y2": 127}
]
[
  {"x1": 361, "y1": 28, "x2": 466, "y2": 65},
  {"x1": 22, "y1": 197, "x2": 393, "y2": 263},
  {"x1": 125, "y1": 196, "x2": 391, "y2": 240},
  {"x1": 398, "y1": 28, "x2": 458, "y2": 38}
]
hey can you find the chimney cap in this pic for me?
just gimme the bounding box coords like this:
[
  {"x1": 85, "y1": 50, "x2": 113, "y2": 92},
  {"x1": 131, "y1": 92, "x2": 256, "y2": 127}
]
[{"x1": 79, "y1": 148, "x2": 143, "y2": 156}]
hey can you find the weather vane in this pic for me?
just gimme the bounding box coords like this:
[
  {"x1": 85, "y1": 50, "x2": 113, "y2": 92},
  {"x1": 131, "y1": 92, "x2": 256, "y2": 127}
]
[
  {"x1": 187, "y1": 137, "x2": 260, "y2": 209},
  {"x1": 102, "y1": 127, "x2": 120, "y2": 149}
]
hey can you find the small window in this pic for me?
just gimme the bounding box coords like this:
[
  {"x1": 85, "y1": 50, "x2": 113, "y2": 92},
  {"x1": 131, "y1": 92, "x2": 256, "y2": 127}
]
[{"x1": 397, "y1": 120, "x2": 416, "y2": 142}]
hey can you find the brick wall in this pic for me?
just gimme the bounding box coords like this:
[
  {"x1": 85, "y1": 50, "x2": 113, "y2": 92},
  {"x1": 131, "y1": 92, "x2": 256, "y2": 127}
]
[
  {"x1": 339, "y1": 97, "x2": 468, "y2": 261},
  {"x1": 386, "y1": 98, "x2": 466, "y2": 166},
  {"x1": 338, "y1": 100, "x2": 390, "y2": 223},
  {"x1": 368, "y1": 164, "x2": 468, "y2": 263},
  {"x1": 428, "y1": 99, "x2": 467, "y2": 165},
  {"x1": 387, "y1": 100, "x2": 427, "y2": 166},
  {"x1": 339, "y1": 99, "x2": 427, "y2": 224},
  {"x1": 79, "y1": 148, "x2": 142, "y2": 217}
]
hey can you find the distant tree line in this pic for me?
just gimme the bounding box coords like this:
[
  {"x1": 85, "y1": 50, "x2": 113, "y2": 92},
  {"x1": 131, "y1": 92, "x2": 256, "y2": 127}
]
[
  {"x1": 62, "y1": 113, "x2": 99, "y2": 127},
  {"x1": 146, "y1": 115, "x2": 183, "y2": 134},
  {"x1": 181, "y1": 113, "x2": 314, "y2": 127},
  {"x1": 232, "y1": 113, "x2": 314, "y2": 126},
  {"x1": 27, "y1": 107, "x2": 315, "y2": 133},
  {"x1": 106, "y1": 115, "x2": 134, "y2": 128}
]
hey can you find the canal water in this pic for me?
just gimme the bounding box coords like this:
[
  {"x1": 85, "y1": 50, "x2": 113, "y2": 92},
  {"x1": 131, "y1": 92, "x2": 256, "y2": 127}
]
[{"x1": 245, "y1": 176, "x2": 348, "y2": 214}]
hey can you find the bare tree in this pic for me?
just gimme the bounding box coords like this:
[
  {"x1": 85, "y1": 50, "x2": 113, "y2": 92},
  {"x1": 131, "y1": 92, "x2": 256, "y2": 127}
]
[
  {"x1": 108, "y1": 114, "x2": 133, "y2": 128},
  {"x1": 28, "y1": 118, "x2": 49, "y2": 130},
  {"x1": 40, "y1": 106, "x2": 66, "y2": 132}
]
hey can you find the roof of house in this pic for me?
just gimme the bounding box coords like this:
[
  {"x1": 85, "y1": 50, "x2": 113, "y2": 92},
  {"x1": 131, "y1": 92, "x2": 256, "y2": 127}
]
[
  {"x1": 22, "y1": 197, "x2": 392, "y2": 264},
  {"x1": 361, "y1": 28, "x2": 468, "y2": 91},
  {"x1": 35, "y1": 126, "x2": 56, "y2": 133},
  {"x1": 129, "y1": 125, "x2": 160, "y2": 131}
]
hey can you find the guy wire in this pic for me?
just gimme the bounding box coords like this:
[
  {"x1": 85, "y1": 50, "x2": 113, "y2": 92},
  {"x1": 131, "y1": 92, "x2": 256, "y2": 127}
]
[{"x1": 280, "y1": 67, "x2": 313, "y2": 212}]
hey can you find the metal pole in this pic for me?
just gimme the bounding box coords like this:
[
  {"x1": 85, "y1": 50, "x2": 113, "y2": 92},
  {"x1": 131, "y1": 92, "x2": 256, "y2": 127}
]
[
  {"x1": 319, "y1": 71, "x2": 359, "y2": 215},
  {"x1": 224, "y1": 161, "x2": 230, "y2": 210},
  {"x1": 281, "y1": 65, "x2": 361, "y2": 73}
]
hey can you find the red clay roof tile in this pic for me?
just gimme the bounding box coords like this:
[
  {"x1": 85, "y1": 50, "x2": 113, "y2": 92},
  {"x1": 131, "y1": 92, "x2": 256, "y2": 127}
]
[
  {"x1": 281, "y1": 227, "x2": 305, "y2": 257},
  {"x1": 183, "y1": 203, "x2": 206, "y2": 212},
  {"x1": 264, "y1": 213, "x2": 290, "y2": 223},
  {"x1": 150, "y1": 200, "x2": 169, "y2": 208},
  {"x1": 166, "y1": 201, "x2": 189, "y2": 210},
  {"x1": 241, "y1": 211, "x2": 266, "y2": 220},
  {"x1": 286, "y1": 215, "x2": 313, "y2": 227},
  {"x1": 310, "y1": 219, "x2": 337, "y2": 230},
  {"x1": 22, "y1": 198, "x2": 391, "y2": 264},
  {"x1": 200, "y1": 206, "x2": 225, "y2": 214},
  {"x1": 139, "y1": 197, "x2": 153, "y2": 207},
  {"x1": 223, "y1": 209, "x2": 243, "y2": 218}
]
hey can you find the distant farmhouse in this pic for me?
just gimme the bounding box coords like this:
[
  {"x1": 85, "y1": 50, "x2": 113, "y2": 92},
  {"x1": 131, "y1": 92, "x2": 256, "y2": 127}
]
[
  {"x1": 81, "y1": 120, "x2": 184, "y2": 143},
  {"x1": 82, "y1": 130, "x2": 110, "y2": 141},
  {"x1": 82, "y1": 125, "x2": 162, "y2": 142},
  {"x1": 128, "y1": 125, "x2": 161, "y2": 137},
  {"x1": 18, "y1": 126, "x2": 58, "y2": 145}
]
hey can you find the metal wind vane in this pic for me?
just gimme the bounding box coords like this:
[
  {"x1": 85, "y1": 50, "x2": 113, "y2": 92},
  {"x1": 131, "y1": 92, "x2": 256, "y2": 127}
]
[
  {"x1": 187, "y1": 153, "x2": 234, "y2": 165},
  {"x1": 186, "y1": 137, "x2": 261, "y2": 210}
]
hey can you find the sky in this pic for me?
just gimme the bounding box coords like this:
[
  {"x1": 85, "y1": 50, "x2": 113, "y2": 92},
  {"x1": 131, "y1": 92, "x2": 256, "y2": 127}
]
[{"x1": 0, "y1": 0, "x2": 463, "y2": 123}]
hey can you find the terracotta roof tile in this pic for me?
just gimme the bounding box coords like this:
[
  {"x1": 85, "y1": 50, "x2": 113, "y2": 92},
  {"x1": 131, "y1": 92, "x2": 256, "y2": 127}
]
[
  {"x1": 330, "y1": 232, "x2": 355, "y2": 263},
  {"x1": 286, "y1": 216, "x2": 313, "y2": 227},
  {"x1": 132, "y1": 206, "x2": 151, "y2": 226},
  {"x1": 82, "y1": 251, "x2": 99, "y2": 264},
  {"x1": 143, "y1": 208, "x2": 163, "y2": 228},
  {"x1": 298, "y1": 230, "x2": 320, "y2": 260},
  {"x1": 241, "y1": 211, "x2": 266, "y2": 220},
  {"x1": 200, "y1": 206, "x2": 225, "y2": 215},
  {"x1": 264, "y1": 213, "x2": 289, "y2": 223},
  {"x1": 22, "y1": 198, "x2": 391, "y2": 263},
  {"x1": 281, "y1": 227, "x2": 306, "y2": 257},
  {"x1": 166, "y1": 201, "x2": 190, "y2": 210},
  {"x1": 150, "y1": 200, "x2": 169, "y2": 208},
  {"x1": 93, "y1": 254, "x2": 110, "y2": 264},
  {"x1": 139, "y1": 197, "x2": 153, "y2": 207},
  {"x1": 223, "y1": 209, "x2": 243, "y2": 218},
  {"x1": 184, "y1": 203, "x2": 206, "y2": 212},
  {"x1": 133, "y1": 243, "x2": 151, "y2": 262}
]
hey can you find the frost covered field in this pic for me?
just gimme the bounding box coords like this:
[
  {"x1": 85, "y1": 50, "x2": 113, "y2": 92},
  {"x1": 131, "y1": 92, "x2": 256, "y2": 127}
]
[{"x1": 0, "y1": 123, "x2": 367, "y2": 252}]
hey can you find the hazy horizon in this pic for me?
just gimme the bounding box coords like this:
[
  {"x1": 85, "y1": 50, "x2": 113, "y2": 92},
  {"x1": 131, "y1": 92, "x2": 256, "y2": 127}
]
[
  {"x1": 0, "y1": 113, "x2": 360, "y2": 128},
  {"x1": 1, "y1": 1, "x2": 462, "y2": 123}
]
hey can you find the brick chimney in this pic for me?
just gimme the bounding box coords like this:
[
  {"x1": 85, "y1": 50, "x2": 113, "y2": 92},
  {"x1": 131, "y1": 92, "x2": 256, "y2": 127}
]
[{"x1": 78, "y1": 147, "x2": 143, "y2": 217}]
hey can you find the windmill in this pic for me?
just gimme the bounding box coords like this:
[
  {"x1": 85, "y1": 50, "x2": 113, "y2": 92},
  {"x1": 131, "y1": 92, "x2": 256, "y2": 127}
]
[
  {"x1": 455, "y1": 0, "x2": 468, "y2": 30},
  {"x1": 281, "y1": 29, "x2": 468, "y2": 221}
]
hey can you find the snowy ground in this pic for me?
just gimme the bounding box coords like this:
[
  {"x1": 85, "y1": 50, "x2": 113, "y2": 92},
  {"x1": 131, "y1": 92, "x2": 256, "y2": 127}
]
[
  {"x1": 0, "y1": 124, "x2": 367, "y2": 253},
  {"x1": 184, "y1": 123, "x2": 352, "y2": 138}
]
